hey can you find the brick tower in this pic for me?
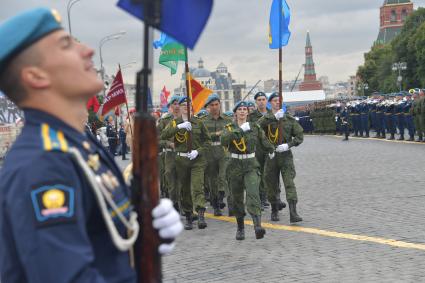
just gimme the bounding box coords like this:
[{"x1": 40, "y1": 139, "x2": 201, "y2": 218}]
[
  {"x1": 376, "y1": 0, "x2": 413, "y2": 45},
  {"x1": 299, "y1": 31, "x2": 322, "y2": 91}
]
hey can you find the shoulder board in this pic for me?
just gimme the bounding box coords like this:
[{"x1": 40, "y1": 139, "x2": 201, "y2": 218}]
[{"x1": 40, "y1": 123, "x2": 69, "y2": 153}]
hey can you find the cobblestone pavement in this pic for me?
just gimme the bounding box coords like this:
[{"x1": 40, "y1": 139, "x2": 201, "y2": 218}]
[{"x1": 158, "y1": 136, "x2": 425, "y2": 283}]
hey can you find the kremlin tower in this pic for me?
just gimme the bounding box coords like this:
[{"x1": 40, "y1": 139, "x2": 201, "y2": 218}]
[
  {"x1": 376, "y1": 0, "x2": 413, "y2": 45},
  {"x1": 299, "y1": 31, "x2": 322, "y2": 91}
]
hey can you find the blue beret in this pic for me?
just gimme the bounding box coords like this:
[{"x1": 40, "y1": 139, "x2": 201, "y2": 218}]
[
  {"x1": 0, "y1": 7, "x2": 63, "y2": 73},
  {"x1": 254, "y1": 92, "x2": 267, "y2": 100},
  {"x1": 223, "y1": 111, "x2": 234, "y2": 117},
  {"x1": 268, "y1": 92, "x2": 279, "y2": 102},
  {"x1": 196, "y1": 109, "x2": 209, "y2": 117},
  {"x1": 233, "y1": 101, "x2": 248, "y2": 112},
  {"x1": 179, "y1": 96, "x2": 191, "y2": 104},
  {"x1": 204, "y1": 93, "x2": 220, "y2": 107},
  {"x1": 167, "y1": 95, "x2": 180, "y2": 107},
  {"x1": 247, "y1": 101, "x2": 255, "y2": 107}
]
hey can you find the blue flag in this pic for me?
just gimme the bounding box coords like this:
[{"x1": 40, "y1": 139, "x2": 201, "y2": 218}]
[
  {"x1": 269, "y1": 0, "x2": 291, "y2": 49},
  {"x1": 117, "y1": 0, "x2": 213, "y2": 49}
]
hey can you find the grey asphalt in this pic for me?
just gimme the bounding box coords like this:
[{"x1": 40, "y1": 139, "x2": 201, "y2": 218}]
[{"x1": 154, "y1": 136, "x2": 425, "y2": 282}]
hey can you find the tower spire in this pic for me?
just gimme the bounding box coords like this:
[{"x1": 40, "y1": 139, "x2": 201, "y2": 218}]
[{"x1": 299, "y1": 31, "x2": 322, "y2": 91}]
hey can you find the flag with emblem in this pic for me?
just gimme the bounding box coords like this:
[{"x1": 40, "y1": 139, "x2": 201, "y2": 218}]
[
  {"x1": 189, "y1": 75, "x2": 213, "y2": 113},
  {"x1": 269, "y1": 0, "x2": 291, "y2": 49},
  {"x1": 154, "y1": 33, "x2": 186, "y2": 75},
  {"x1": 160, "y1": 86, "x2": 170, "y2": 108},
  {"x1": 97, "y1": 69, "x2": 127, "y2": 119}
]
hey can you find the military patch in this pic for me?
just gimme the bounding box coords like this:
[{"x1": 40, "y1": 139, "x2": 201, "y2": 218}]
[{"x1": 31, "y1": 184, "x2": 75, "y2": 227}]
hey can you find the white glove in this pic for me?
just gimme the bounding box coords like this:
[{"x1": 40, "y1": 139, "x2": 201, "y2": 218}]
[
  {"x1": 274, "y1": 109, "x2": 284, "y2": 120},
  {"x1": 177, "y1": 121, "x2": 192, "y2": 131},
  {"x1": 268, "y1": 152, "x2": 275, "y2": 160},
  {"x1": 240, "y1": 122, "x2": 250, "y2": 132},
  {"x1": 187, "y1": 150, "x2": 199, "y2": 160},
  {"x1": 152, "y1": 199, "x2": 183, "y2": 255},
  {"x1": 276, "y1": 143, "x2": 289, "y2": 153}
]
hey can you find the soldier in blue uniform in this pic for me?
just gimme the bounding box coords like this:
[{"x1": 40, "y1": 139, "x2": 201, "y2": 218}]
[
  {"x1": 395, "y1": 94, "x2": 406, "y2": 140},
  {"x1": 0, "y1": 8, "x2": 182, "y2": 282},
  {"x1": 359, "y1": 101, "x2": 370, "y2": 138},
  {"x1": 404, "y1": 94, "x2": 415, "y2": 141},
  {"x1": 375, "y1": 100, "x2": 386, "y2": 139}
]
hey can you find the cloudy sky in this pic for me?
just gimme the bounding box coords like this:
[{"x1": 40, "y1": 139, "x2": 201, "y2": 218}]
[{"x1": 1, "y1": 0, "x2": 425, "y2": 102}]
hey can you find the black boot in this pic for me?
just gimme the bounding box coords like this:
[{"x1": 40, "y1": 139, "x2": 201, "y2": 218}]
[
  {"x1": 271, "y1": 204, "x2": 279, "y2": 222},
  {"x1": 218, "y1": 191, "x2": 226, "y2": 209},
  {"x1": 235, "y1": 217, "x2": 245, "y2": 240},
  {"x1": 288, "y1": 200, "x2": 303, "y2": 223},
  {"x1": 197, "y1": 208, "x2": 207, "y2": 229},
  {"x1": 374, "y1": 133, "x2": 380, "y2": 138},
  {"x1": 213, "y1": 199, "x2": 222, "y2": 216},
  {"x1": 277, "y1": 199, "x2": 286, "y2": 210},
  {"x1": 416, "y1": 135, "x2": 423, "y2": 142},
  {"x1": 184, "y1": 212, "x2": 193, "y2": 230},
  {"x1": 408, "y1": 136, "x2": 414, "y2": 141},
  {"x1": 398, "y1": 135, "x2": 404, "y2": 141},
  {"x1": 388, "y1": 133, "x2": 395, "y2": 140},
  {"x1": 251, "y1": 215, "x2": 266, "y2": 239}
]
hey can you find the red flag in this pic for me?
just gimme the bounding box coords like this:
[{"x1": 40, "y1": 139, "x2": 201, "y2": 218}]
[
  {"x1": 98, "y1": 69, "x2": 127, "y2": 118},
  {"x1": 86, "y1": 96, "x2": 100, "y2": 113},
  {"x1": 160, "y1": 86, "x2": 170, "y2": 108}
]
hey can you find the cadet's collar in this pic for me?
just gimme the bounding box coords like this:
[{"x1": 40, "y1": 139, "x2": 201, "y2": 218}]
[{"x1": 24, "y1": 108, "x2": 89, "y2": 147}]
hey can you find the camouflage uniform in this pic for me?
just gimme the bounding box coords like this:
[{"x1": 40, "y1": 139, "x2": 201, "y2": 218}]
[
  {"x1": 161, "y1": 116, "x2": 211, "y2": 229},
  {"x1": 203, "y1": 113, "x2": 232, "y2": 215},
  {"x1": 258, "y1": 113, "x2": 304, "y2": 222},
  {"x1": 221, "y1": 120, "x2": 274, "y2": 240},
  {"x1": 158, "y1": 114, "x2": 178, "y2": 205},
  {"x1": 248, "y1": 109, "x2": 272, "y2": 208}
]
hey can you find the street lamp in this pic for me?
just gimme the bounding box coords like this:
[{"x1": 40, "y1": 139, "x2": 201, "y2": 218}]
[
  {"x1": 392, "y1": 62, "x2": 407, "y2": 92},
  {"x1": 99, "y1": 31, "x2": 126, "y2": 96},
  {"x1": 67, "y1": 0, "x2": 82, "y2": 36}
]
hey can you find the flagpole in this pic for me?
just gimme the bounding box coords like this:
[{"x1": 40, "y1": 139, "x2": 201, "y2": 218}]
[
  {"x1": 278, "y1": 0, "x2": 284, "y2": 144},
  {"x1": 119, "y1": 64, "x2": 133, "y2": 138},
  {"x1": 184, "y1": 47, "x2": 193, "y2": 151}
]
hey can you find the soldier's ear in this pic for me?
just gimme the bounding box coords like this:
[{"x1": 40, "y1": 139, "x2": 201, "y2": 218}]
[{"x1": 21, "y1": 66, "x2": 50, "y2": 90}]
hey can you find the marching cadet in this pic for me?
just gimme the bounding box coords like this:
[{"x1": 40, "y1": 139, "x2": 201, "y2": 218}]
[
  {"x1": 0, "y1": 8, "x2": 182, "y2": 282},
  {"x1": 412, "y1": 91, "x2": 423, "y2": 142},
  {"x1": 258, "y1": 93, "x2": 304, "y2": 223},
  {"x1": 221, "y1": 101, "x2": 274, "y2": 240},
  {"x1": 158, "y1": 95, "x2": 181, "y2": 209},
  {"x1": 404, "y1": 94, "x2": 415, "y2": 141},
  {"x1": 203, "y1": 94, "x2": 232, "y2": 216},
  {"x1": 419, "y1": 90, "x2": 425, "y2": 142},
  {"x1": 161, "y1": 97, "x2": 212, "y2": 230},
  {"x1": 248, "y1": 91, "x2": 272, "y2": 210}
]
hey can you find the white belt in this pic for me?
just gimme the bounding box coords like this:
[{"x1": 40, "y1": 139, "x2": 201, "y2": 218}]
[
  {"x1": 211, "y1": 142, "x2": 221, "y2": 146},
  {"x1": 177, "y1": 152, "x2": 189, "y2": 158},
  {"x1": 230, "y1": 153, "x2": 255, "y2": 160},
  {"x1": 163, "y1": 148, "x2": 174, "y2": 153}
]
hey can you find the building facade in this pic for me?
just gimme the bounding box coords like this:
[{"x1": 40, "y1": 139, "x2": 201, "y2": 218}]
[{"x1": 376, "y1": 0, "x2": 413, "y2": 45}]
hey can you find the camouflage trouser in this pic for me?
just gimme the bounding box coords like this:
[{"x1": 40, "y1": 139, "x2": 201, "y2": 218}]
[
  {"x1": 164, "y1": 151, "x2": 178, "y2": 205},
  {"x1": 206, "y1": 146, "x2": 228, "y2": 207},
  {"x1": 158, "y1": 153, "x2": 167, "y2": 198},
  {"x1": 175, "y1": 154, "x2": 207, "y2": 213},
  {"x1": 414, "y1": 115, "x2": 423, "y2": 136},
  {"x1": 264, "y1": 150, "x2": 298, "y2": 203},
  {"x1": 255, "y1": 150, "x2": 267, "y2": 198},
  {"x1": 226, "y1": 158, "x2": 261, "y2": 218}
]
